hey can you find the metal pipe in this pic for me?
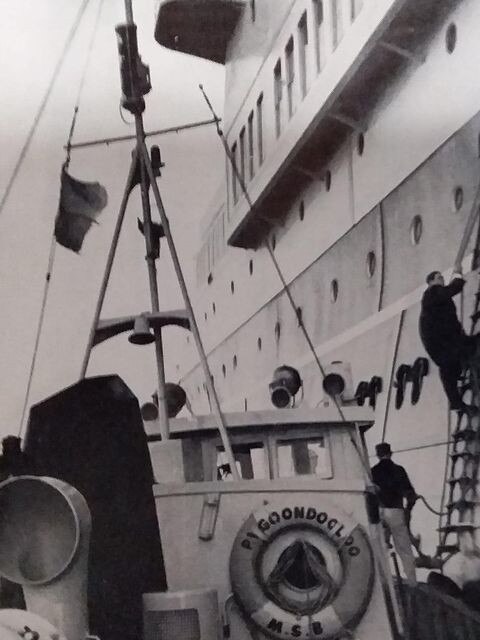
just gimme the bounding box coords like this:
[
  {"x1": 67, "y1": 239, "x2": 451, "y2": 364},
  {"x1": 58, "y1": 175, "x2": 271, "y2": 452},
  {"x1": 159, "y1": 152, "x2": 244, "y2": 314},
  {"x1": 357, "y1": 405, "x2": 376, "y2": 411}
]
[
  {"x1": 80, "y1": 153, "x2": 138, "y2": 378},
  {"x1": 65, "y1": 118, "x2": 219, "y2": 150},
  {"x1": 141, "y1": 141, "x2": 240, "y2": 480},
  {"x1": 135, "y1": 117, "x2": 170, "y2": 440}
]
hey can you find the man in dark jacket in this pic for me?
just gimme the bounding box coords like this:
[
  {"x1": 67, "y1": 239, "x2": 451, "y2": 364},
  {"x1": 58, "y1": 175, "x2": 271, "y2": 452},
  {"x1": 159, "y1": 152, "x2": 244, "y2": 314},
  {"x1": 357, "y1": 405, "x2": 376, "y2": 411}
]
[
  {"x1": 419, "y1": 270, "x2": 478, "y2": 411},
  {"x1": 371, "y1": 442, "x2": 417, "y2": 585}
]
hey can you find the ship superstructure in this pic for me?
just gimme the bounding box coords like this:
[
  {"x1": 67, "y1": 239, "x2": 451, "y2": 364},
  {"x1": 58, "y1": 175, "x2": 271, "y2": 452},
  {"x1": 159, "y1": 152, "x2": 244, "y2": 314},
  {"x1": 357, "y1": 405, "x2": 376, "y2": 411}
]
[{"x1": 155, "y1": 0, "x2": 480, "y2": 561}]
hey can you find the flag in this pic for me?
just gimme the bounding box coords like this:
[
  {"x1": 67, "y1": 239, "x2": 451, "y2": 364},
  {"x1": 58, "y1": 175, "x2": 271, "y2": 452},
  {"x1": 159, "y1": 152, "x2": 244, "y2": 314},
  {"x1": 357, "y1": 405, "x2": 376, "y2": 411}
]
[{"x1": 54, "y1": 166, "x2": 108, "y2": 252}]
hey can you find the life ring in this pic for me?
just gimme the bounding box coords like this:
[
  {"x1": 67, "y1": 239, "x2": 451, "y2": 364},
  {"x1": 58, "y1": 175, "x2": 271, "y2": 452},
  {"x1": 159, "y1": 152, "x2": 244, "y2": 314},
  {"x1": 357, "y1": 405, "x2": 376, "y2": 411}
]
[{"x1": 229, "y1": 500, "x2": 374, "y2": 639}]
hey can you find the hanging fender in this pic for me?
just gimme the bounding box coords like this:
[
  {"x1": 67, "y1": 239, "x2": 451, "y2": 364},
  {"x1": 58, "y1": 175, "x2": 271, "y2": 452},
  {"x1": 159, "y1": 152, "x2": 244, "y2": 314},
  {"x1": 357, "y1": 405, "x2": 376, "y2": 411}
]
[{"x1": 229, "y1": 500, "x2": 375, "y2": 640}]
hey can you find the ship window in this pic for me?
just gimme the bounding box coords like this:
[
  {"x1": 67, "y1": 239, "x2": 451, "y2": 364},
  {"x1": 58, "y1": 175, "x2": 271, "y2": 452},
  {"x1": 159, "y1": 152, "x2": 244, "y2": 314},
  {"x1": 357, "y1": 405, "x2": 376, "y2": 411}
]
[
  {"x1": 212, "y1": 302, "x2": 216, "y2": 314},
  {"x1": 244, "y1": 398, "x2": 248, "y2": 411},
  {"x1": 277, "y1": 436, "x2": 331, "y2": 478},
  {"x1": 285, "y1": 38, "x2": 295, "y2": 119},
  {"x1": 204, "y1": 312, "x2": 208, "y2": 321},
  {"x1": 324, "y1": 170, "x2": 332, "y2": 191},
  {"x1": 249, "y1": 258, "x2": 254, "y2": 275},
  {"x1": 410, "y1": 215, "x2": 423, "y2": 245},
  {"x1": 331, "y1": 0, "x2": 344, "y2": 50},
  {"x1": 231, "y1": 280, "x2": 235, "y2": 294},
  {"x1": 231, "y1": 142, "x2": 238, "y2": 203},
  {"x1": 453, "y1": 186, "x2": 464, "y2": 211},
  {"x1": 239, "y1": 127, "x2": 246, "y2": 183},
  {"x1": 257, "y1": 337, "x2": 262, "y2": 351},
  {"x1": 274, "y1": 59, "x2": 283, "y2": 137},
  {"x1": 298, "y1": 12, "x2": 309, "y2": 98},
  {"x1": 357, "y1": 132, "x2": 365, "y2": 156},
  {"x1": 446, "y1": 23, "x2": 457, "y2": 54},
  {"x1": 366, "y1": 251, "x2": 376, "y2": 278},
  {"x1": 330, "y1": 278, "x2": 339, "y2": 302},
  {"x1": 350, "y1": 0, "x2": 363, "y2": 21},
  {"x1": 247, "y1": 111, "x2": 255, "y2": 179},
  {"x1": 313, "y1": 0, "x2": 324, "y2": 73},
  {"x1": 257, "y1": 94, "x2": 264, "y2": 164},
  {"x1": 299, "y1": 200, "x2": 305, "y2": 220},
  {"x1": 233, "y1": 354, "x2": 238, "y2": 370},
  {"x1": 207, "y1": 272, "x2": 213, "y2": 285},
  {"x1": 275, "y1": 321, "x2": 281, "y2": 342},
  {"x1": 222, "y1": 364, "x2": 226, "y2": 378},
  {"x1": 216, "y1": 442, "x2": 267, "y2": 480}
]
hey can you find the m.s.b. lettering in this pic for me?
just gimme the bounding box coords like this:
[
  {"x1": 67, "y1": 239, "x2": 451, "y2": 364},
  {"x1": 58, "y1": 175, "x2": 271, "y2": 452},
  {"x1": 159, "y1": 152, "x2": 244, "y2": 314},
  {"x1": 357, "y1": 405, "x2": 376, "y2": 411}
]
[{"x1": 267, "y1": 618, "x2": 283, "y2": 633}]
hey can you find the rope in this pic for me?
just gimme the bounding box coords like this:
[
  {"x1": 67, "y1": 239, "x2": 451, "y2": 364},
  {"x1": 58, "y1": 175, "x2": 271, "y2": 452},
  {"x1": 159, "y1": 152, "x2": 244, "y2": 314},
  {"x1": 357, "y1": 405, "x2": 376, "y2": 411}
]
[
  {"x1": 17, "y1": 0, "x2": 103, "y2": 438},
  {"x1": 199, "y1": 84, "x2": 349, "y2": 425},
  {"x1": 18, "y1": 237, "x2": 57, "y2": 438},
  {"x1": 66, "y1": 0, "x2": 105, "y2": 167},
  {"x1": 0, "y1": 0, "x2": 91, "y2": 220},
  {"x1": 416, "y1": 494, "x2": 448, "y2": 517}
]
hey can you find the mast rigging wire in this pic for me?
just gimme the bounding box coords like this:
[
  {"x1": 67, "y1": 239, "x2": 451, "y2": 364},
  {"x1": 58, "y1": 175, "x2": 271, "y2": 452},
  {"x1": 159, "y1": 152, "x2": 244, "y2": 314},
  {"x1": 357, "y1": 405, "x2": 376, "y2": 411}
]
[
  {"x1": 0, "y1": 0, "x2": 91, "y2": 220},
  {"x1": 199, "y1": 84, "x2": 374, "y2": 486},
  {"x1": 18, "y1": 0, "x2": 104, "y2": 438}
]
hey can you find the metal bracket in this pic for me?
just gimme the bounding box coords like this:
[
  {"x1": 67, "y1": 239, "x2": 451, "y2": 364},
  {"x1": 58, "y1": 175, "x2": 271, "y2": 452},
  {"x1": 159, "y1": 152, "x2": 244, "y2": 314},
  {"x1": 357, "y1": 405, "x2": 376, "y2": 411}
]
[
  {"x1": 378, "y1": 40, "x2": 426, "y2": 64},
  {"x1": 327, "y1": 112, "x2": 366, "y2": 132},
  {"x1": 293, "y1": 165, "x2": 330, "y2": 184}
]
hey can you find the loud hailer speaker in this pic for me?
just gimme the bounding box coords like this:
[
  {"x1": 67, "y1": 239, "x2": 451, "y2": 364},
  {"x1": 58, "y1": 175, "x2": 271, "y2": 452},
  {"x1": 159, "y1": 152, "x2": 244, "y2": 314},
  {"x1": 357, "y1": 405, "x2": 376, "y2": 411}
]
[{"x1": 24, "y1": 375, "x2": 166, "y2": 640}]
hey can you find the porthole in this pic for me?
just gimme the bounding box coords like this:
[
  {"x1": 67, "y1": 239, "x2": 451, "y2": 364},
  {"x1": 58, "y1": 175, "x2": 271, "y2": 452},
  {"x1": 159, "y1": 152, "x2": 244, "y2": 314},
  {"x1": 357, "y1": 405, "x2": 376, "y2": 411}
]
[
  {"x1": 204, "y1": 312, "x2": 208, "y2": 321},
  {"x1": 233, "y1": 354, "x2": 238, "y2": 370},
  {"x1": 231, "y1": 280, "x2": 235, "y2": 294},
  {"x1": 207, "y1": 272, "x2": 213, "y2": 285},
  {"x1": 330, "y1": 278, "x2": 339, "y2": 303},
  {"x1": 222, "y1": 364, "x2": 226, "y2": 378},
  {"x1": 212, "y1": 302, "x2": 216, "y2": 314},
  {"x1": 271, "y1": 234, "x2": 276, "y2": 251},
  {"x1": 249, "y1": 259, "x2": 254, "y2": 275},
  {"x1": 357, "y1": 133, "x2": 365, "y2": 156},
  {"x1": 257, "y1": 337, "x2": 262, "y2": 351},
  {"x1": 410, "y1": 215, "x2": 423, "y2": 245},
  {"x1": 296, "y1": 306, "x2": 303, "y2": 326},
  {"x1": 299, "y1": 200, "x2": 305, "y2": 221},
  {"x1": 446, "y1": 23, "x2": 457, "y2": 54},
  {"x1": 275, "y1": 321, "x2": 281, "y2": 342},
  {"x1": 453, "y1": 186, "x2": 464, "y2": 211},
  {"x1": 366, "y1": 251, "x2": 376, "y2": 278},
  {"x1": 324, "y1": 170, "x2": 332, "y2": 192}
]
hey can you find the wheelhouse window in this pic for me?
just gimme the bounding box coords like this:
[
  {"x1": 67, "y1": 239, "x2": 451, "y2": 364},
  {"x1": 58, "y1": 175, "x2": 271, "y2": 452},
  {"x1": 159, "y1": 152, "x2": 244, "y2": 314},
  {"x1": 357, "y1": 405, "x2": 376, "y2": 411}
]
[
  {"x1": 285, "y1": 37, "x2": 295, "y2": 119},
  {"x1": 313, "y1": 0, "x2": 324, "y2": 72},
  {"x1": 231, "y1": 142, "x2": 238, "y2": 203},
  {"x1": 247, "y1": 111, "x2": 254, "y2": 179},
  {"x1": 216, "y1": 442, "x2": 267, "y2": 480},
  {"x1": 298, "y1": 12, "x2": 309, "y2": 98},
  {"x1": 331, "y1": 0, "x2": 344, "y2": 50},
  {"x1": 274, "y1": 59, "x2": 283, "y2": 137},
  {"x1": 277, "y1": 436, "x2": 331, "y2": 478},
  {"x1": 256, "y1": 93, "x2": 264, "y2": 164}
]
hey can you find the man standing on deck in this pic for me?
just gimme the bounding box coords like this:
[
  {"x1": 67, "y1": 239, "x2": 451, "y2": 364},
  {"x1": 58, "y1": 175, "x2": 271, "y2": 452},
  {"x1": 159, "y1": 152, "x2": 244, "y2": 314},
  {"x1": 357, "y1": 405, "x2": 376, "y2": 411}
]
[
  {"x1": 371, "y1": 442, "x2": 417, "y2": 586},
  {"x1": 419, "y1": 269, "x2": 479, "y2": 412}
]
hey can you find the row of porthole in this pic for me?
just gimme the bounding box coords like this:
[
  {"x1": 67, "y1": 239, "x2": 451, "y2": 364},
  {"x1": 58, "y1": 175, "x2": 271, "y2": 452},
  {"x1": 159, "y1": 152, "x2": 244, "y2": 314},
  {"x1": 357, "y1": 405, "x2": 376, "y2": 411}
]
[{"x1": 204, "y1": 180, "x2": 466, "y2": 319}]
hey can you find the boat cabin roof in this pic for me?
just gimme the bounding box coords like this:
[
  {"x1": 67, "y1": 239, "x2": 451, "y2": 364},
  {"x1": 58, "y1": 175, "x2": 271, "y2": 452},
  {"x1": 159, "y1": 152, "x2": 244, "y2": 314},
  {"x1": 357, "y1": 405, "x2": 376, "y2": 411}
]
[{"x1": 145, "y1": 405, "x2": 374, "y2": 439}]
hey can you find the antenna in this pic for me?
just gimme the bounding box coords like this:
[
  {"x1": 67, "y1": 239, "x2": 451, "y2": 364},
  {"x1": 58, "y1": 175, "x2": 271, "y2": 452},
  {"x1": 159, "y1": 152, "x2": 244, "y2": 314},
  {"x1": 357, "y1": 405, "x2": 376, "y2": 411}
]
[{"x1": 80, "y1": 0, "x2": 240, "y2": 480}]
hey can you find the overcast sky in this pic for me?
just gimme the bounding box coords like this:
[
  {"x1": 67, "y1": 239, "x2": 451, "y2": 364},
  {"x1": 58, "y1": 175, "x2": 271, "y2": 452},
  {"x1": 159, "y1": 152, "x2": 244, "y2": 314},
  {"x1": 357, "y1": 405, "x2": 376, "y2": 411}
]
[{"x1": 0, "y1": 0, "x2": 225, "y2": 439}]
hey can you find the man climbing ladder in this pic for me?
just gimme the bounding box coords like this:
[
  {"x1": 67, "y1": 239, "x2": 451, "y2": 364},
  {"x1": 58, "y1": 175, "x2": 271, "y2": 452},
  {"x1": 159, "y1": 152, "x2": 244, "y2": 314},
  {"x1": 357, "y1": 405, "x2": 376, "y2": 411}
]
[{"x1": 419, "y1": 268, "x2": 480, "y2": 412}]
